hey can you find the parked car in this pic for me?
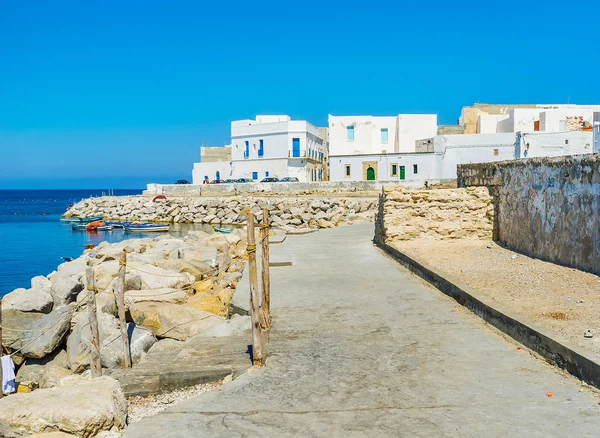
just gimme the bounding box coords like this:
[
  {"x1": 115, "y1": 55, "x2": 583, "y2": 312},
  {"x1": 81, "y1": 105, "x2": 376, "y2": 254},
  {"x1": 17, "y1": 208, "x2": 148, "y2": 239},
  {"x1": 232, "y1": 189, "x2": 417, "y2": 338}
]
[
  {"x1": 221, "y1": 179, "x2": 236, "y2": 184},
  {"x1": 236, "y1": 178, "x2": 254, "y2": 183},
  {"x1": 209, "y1": 180, "x2": 221, "y2": 184},
  {"x1": 280, "y1": 177, "x2": 299, "y2": 182},
  {"x1": 261, "y1": 177, "x2": 280, "y2": 183},
  {"x1": 175, "y1": 180, "x2": 190, "y2": 184}
]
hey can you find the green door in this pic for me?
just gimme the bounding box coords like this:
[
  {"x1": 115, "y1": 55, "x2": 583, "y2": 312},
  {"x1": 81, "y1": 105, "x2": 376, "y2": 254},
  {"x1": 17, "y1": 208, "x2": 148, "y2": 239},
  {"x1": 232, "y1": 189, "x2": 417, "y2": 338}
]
[
  {"x1": 366, "y1": 167, "x2": 375, "y2": 180},
  {"x1": 399, "y1": 166, "x2": 405, "y2": 180}
]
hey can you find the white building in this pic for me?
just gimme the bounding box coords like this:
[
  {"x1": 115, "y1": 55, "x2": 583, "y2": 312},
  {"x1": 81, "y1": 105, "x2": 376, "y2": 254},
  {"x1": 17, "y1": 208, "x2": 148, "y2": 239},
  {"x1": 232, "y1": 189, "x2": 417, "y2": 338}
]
[
  {"x1": 192, "y1": 115, "x2": 325, "y2": 184},
  {"x1": 329, "y1": 131, "x2": 593, "y2": 184},
  {"x1": 192, "y1": 146, "x2": 232, "y2": 183},
  {"x1": 594, "y1": 113, "x2": 600, "y2": 154},
  {"x1": 328, "y1": 114, "x2": 438, "y2": 155}
]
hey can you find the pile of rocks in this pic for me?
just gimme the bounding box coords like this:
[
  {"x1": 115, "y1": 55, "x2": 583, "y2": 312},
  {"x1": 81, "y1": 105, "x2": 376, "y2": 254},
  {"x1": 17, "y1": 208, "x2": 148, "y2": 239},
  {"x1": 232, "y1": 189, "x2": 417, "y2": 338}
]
[
  {"x1": 378, "y1": 186, "x2": 494, "y2": 242},
  {"x1": 65, "y1": 196, "x2": 377, "y2": 228},
  {"x1": 0, "y1": 229, "x2": 248, "y2": 436}
]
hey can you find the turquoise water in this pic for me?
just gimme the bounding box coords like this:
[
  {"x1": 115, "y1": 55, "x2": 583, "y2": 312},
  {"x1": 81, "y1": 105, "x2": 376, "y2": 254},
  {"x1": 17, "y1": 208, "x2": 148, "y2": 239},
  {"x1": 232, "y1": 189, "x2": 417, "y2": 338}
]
[{"x1": 0, "y1": 190, "x2": 214, "y2": 296}]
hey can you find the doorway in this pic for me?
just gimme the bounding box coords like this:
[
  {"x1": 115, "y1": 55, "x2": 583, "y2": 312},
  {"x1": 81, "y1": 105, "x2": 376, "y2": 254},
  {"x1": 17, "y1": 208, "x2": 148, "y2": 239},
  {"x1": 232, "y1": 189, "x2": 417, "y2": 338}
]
[
  {"x1": 399, "y1": 166, "x2": 405, "y2": 180},
  {"x1": 366, "y1": 167, "x2": 375, "y2": 180}
]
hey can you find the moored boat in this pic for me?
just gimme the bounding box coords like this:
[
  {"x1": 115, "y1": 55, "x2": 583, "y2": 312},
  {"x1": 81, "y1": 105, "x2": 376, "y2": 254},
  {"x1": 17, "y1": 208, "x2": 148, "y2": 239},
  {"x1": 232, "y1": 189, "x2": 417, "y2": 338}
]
[
  {"x1": 213, "y1": 227, "x2": 232, "y2": 234},
  {"x1": 72, "y1": 221, "x2": 113, "y2": 232},
  {"x1": 124, "y1": 223, "x2": 170, "y2": 233}
]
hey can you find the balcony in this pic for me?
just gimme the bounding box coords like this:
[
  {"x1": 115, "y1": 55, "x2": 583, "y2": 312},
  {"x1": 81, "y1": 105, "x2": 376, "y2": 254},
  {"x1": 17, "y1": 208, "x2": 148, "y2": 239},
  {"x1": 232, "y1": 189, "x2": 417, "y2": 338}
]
[{"x1": 288, "y1": 150, "x2": 321, "y2": 164}]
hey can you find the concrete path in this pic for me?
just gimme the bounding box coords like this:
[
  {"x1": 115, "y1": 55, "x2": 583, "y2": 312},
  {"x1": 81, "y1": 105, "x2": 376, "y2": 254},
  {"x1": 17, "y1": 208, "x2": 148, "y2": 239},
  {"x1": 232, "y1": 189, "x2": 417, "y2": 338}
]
[{"x1": 124, "y1": 225, "x2": 600, "y2": 437}]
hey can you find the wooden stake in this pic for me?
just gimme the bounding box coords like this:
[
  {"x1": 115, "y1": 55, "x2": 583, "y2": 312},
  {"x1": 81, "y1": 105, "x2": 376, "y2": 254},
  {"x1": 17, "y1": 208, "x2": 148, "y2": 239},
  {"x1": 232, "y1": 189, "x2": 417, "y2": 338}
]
[
  {"x1": 246, "y1": 213, "x2": 263, "y2": 366},
  {"x1": 86, "y1": 268, "x2": 102, "y2": 377},
  {"x1": 260, "y1": 208, "x2": 271, "y2": 329},
  {"x1": 117, "y1": 250, "x2": 132, "y2": 368}
]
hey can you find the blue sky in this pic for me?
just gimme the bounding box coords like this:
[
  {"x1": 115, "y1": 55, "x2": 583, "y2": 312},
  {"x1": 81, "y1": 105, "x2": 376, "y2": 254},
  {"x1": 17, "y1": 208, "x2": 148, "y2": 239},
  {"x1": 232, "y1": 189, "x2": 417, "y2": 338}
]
[{"x1": 1, "y1": 1, "x2": 599, "y2": 189}]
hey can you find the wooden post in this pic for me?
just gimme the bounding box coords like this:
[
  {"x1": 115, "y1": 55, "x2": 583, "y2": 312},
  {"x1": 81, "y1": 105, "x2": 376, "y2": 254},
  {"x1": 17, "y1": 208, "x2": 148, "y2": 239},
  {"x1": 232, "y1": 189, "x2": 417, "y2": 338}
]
[
  {"x1": 0, "y1": 297, "x2": 3, "y2": 398},
  {"x1": 246, "y1": 213, "x2": 263, "y2": 366},
  {"x1": 86, "y1": 268, "x2": 102, "y2": 377},
  {"x1": 117, "y1": 250, "x2": 132, "y2": 368},
  {"x1": 260, "y1": 208, "x2": 271, "y2": 329}
]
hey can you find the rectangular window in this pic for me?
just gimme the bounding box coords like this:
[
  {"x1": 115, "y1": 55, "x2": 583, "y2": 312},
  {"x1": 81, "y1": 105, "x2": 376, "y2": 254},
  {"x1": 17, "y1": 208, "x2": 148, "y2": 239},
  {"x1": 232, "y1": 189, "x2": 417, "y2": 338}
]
[
  {"x1": 413, "y1": 164, "x2": 418, "y2": 174},
  {"x1": 391, "y1": 164, "x2": 398, "y2": 176},
  {"x1": 292, "y1": 138, "x2": 300, "y2": 157},
  {"x1": 493, "y1": 149, "x2": 499, "y2": 156},
  {"x1": 252, "y1": 171, "x2": 258, "y2": 180},
  {"x1": 265, "y1": 171, "x2": 269, "y2": 177},
  {"x1": 381, "y1": 128, "x2": 388, "y2": 144},
  {"x1": 244, "y1": 141, "x2": 249, "y2": 158},
  {"x1": 347, "y1": 126, "x2": 354, "y2": 141},
  {"x1": 258, "y1": 139, "x2": 264, "y2": 157},
  {"x1": 345, "y1": 165, "x2": 351, "y2": 177}
]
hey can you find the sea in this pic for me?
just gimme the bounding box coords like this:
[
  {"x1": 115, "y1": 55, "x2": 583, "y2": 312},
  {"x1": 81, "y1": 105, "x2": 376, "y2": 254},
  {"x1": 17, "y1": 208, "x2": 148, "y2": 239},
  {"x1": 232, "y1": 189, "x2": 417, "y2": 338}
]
[{"x1": 0, "y1": 190, "x2": 214, "y2": 296}]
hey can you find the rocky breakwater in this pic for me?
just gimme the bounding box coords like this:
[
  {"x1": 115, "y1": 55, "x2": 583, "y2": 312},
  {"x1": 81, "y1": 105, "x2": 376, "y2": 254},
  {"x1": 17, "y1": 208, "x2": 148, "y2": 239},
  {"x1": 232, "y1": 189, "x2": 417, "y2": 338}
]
[
  {"x1": 66, "y1": 196, "x2": 377, "y2": 228},
  {"x1": 377, "y1": 186, "x2": 494, "y2": 242},
  {"x1": 0, "y1": 229, "x2": 248, "y2": 437}
]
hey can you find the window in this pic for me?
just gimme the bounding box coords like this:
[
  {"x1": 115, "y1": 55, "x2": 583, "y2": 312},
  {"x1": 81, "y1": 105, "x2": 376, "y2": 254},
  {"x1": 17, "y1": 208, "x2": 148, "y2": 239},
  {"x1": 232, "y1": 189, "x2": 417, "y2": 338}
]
[
  {"x1": 252, "y1": 172, "x2": 258, "y2": 180},
  {"x1": 493, "y1": 149, "x2": 499, "y2": 156},
  {"x1": 292, "y1": 138, "x2": 300, "y2": 157},
  {"x1": 381, "y1": 128, "x2": 388, "y2": 144},
  {"x1": 258, "y1": 139, "x2": 264, "y2": 157},
  {"x1": 413, "y1": 164, "x2": 418, "y2": 174},
  {"x1": 391, "y1": 164, "x2": 398, "y2": 177},
  {"x1": 347, "y1": 126, "x2": 354, "y2": 141},
  {"x1": 345, "y1": 164, "x2": 351, "y2": 177},
  {"x1": 565, "y1": 139, "x2": 569, "y2": 145},
  {"x1": 244, "y1": 141, "x2": 249, "y2": 158},
  {"x1": 265, "y1": 171, "x2": 269, "y2": 177}
]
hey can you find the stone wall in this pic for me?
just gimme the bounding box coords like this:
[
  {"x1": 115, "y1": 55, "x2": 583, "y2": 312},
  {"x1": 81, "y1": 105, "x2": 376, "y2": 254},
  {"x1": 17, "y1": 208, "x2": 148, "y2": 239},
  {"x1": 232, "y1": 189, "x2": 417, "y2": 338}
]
[
  {"x1": 144, "y1": 179, "x2": 451, "y2": 197},
  {"x1": 66, "y1": 196, "x2": 377, "y2": 229},
  {"x1": 457, "y1": 154, "x2": 600, "y2": 274},
  {"x1": 374, "y1": 186, "x2": 494, "y2": 243}
]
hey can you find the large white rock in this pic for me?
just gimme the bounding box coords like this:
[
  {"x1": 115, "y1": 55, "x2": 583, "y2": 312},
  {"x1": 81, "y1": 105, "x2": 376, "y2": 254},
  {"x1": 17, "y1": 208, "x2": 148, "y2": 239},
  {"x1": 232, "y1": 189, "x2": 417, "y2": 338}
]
[
  {"x1": 50, "y1": 272, "x2": 84, "y2": 308},
  {"x1": 124, "y1": 288, "x2": 188, "y2": 308},
  {"x1": 2, "y1": 287, "x2": 53, "y2": 314},
  {"x1": 67, "y1": 312, "x2": 155, "y2": 373},
  {"x1": 0, "y1": 376, "x2": 127, "y2": 437},
  {"x1": 21, "y1": 306, "x2": 72, "y2": 359},
  {"x1": 130, "y1": 302, "x2": 223, "y2": 341},
  {"x1": 130, "y1": 264, "x2": 194, "y2": 290}
]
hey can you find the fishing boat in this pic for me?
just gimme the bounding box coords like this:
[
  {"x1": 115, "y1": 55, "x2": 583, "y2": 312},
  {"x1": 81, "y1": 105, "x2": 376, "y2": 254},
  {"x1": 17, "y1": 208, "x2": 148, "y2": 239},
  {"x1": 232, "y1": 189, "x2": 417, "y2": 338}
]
[
  {"x1": 72, "y1": 221, "x2": 113, "y2": 232},
  {"x1": 105, "y1": 222, "x2": 130, "y2": 229},
  {"x1": 124, "y1": 223, "x2": 170, "y2": 233},
  {"x1": 213, "y1": 227, "x2": 232, "y2": 234},
  {"x1": 60, "y1": 215, "x2": 103, "y2": 223}
]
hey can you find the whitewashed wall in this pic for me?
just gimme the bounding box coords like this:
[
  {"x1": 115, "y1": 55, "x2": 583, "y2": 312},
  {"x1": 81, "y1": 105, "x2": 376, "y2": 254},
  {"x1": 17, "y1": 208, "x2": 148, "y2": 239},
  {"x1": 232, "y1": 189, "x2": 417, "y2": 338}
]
[
  {"x1": 520, "y1": 132, "x2": 593, "y2": 159},
  {"x1": 594, "y1": 113, "x2": 600, "y2": 153},
  {"x1": 397, "y1": 114, "x2": 438, "y2": 153},
  {"x1": 192, "y1": 161, "x2": 233, "y2": 184}
]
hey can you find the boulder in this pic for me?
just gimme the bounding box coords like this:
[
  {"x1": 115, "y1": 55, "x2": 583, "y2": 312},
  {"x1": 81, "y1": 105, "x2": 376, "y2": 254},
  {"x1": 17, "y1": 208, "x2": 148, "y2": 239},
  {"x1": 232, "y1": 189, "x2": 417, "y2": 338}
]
[
  {"x1": 130, "y1": 302, "x2": 223, "y2": 341},
  {"x1": 76, "y1": 289, "x2": 117, "y2": 316},
  {"x1": 124, "y1": 288, "x2": 188, "y2": 308},
  {"x1": 0, "y1": 420, "x2": 22, "y2": 438},
  {"x1": 180, "y1": 247, "x2": 218, "y2": 269},
  {"x1": 130, "y1": 264, "x2": 195, "y2": 290},
  {"x1": 31, "y1": 276, "x2": 52, "y2": 295},
  {"x1": 67, "y1": 312, "x2": 155, "y2": 373},
  {"x1": 160, "y1": 259, "x2": 213, "y2": 279},
  {"x1": 2, "y1": 287, "x2": 53, "y2": 314},
  {"x1": 146, "y1": 338, "x2": 184, "y2": 354},
  {"x1": 186, "y1": 294, "x2": 228, "y2": 317},
  {"x1": 0, "y1": 376, "x2": 127, "y2": 437},
  {"x1": 29, "y1": 432, "x2": 78, "y2": 438},
  {"x1": 39, "y1": 366, "x2": 74, "y2": 389},
  {"x1": 16, "y1": 349, "x2": 69, "y2": 388},
  {"x1": 1, "y1": 310, "x2": 44, "y2": 357},
  {"x1": 201, "y1": 234, "x2": 230, "y2": 253},
  {"x1": 21, "y1": 306, "x2": 72, "y2": 359},
  {"x1": 50, "y1": 272, "x2": 84, "y2": 308},
  {"x1": 189, "y1": 314, "x2": 251, "y2": 338}
]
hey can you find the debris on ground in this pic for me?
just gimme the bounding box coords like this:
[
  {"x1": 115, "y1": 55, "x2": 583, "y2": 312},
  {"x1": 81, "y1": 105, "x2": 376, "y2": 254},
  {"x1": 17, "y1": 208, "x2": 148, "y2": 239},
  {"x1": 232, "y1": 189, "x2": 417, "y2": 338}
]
[{"x1": 584, "y1": 330, "x2": 595, "y2": 338}]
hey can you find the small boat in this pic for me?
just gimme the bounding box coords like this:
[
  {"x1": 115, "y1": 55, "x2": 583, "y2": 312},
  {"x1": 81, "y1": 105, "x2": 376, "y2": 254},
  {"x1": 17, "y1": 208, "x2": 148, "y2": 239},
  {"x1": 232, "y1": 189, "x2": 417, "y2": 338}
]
[
  {"x1": 72, "y1": 221, "x2": 113, "y2": 232},
  {"x1": 105, "y1": 222, "x2": 129, "y2": 229},
  {"x1": 213, "y1": 227, "x2": 232, "y2": 234},
  {"x1": 124, "y1": 223, "x2": 170, "y2": 233},
  {"x1": 60, "y1": 215, "x2": 103, "y2": 223}
]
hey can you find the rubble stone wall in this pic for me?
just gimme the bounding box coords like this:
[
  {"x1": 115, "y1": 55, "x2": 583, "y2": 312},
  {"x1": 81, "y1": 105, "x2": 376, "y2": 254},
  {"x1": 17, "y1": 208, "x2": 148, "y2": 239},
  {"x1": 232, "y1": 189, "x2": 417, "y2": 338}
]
[
  {"x1": 375, "y1": 186, "x2": 494, "y2": 243},
  {"x1": 66, "y1": 196, "x2": 378, "y2": 229},
  {"x1": 457, "y1": 154, "x2": 600, "y2": 275}
]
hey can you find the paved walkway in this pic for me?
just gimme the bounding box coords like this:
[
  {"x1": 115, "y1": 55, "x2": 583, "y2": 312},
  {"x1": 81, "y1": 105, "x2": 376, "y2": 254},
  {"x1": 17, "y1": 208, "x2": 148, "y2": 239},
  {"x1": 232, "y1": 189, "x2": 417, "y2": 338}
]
[{"x1": 124, "y1": 225, "x2": 600, "y2": 437}]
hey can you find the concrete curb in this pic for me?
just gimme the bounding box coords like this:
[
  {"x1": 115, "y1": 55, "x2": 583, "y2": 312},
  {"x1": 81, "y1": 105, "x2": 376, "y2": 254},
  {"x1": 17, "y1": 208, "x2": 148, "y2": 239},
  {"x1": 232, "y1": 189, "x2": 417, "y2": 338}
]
[{"x1": 375, "y1": 239, "x2": 600, "y2": 389}]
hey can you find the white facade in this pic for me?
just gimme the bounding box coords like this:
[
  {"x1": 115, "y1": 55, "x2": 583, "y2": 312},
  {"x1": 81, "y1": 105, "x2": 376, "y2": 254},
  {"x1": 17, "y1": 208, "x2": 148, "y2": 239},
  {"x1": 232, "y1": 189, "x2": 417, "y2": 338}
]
[
  {"x1": 594, "y1": 113, "x2": 600, "y2": 154},
  {"x1": 328, "y1": 114, "x2": 437, "y2": 156},
  {"x1": 192, "y1": 116, "x2": 325, "y2": 184},
  {"x1": 329, "y1": 131, "x2": 594, "y2": 185}
]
